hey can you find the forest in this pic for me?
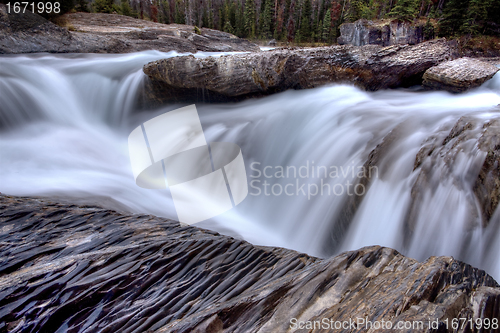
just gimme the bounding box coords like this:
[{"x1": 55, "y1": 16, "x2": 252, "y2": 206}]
[{"x1": 5, "y1": 0, "x2": 500, "y2": 43}]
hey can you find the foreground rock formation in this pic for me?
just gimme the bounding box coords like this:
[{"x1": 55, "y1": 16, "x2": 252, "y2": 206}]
[
  {"x1": 0, "y1": 5, "x2": 259, "y2": 54},
  {"x1": 423, "y1": 58, "x2": 500, "y2": 92},
  {"x1": 0, "y1": 194, "x2": 499, "y2": 332},
  {"x1": 338, "y1": 19, "x2": 427, "y2": 47},
  {"x1": 143, "y1": 39, "x2": 454, "y2": 103}
]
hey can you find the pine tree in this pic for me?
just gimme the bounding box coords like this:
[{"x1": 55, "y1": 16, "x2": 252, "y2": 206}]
[
  {"x1": 461, "y1": 0, "x2": 489, "y2": 36},
  {"x1": 322, "y1": 8, "x2": 331, "y2": 42},
  {"x1": 93, "y1": 0, "x2": 114, "y2": 13},
  {"x1": 244, "y1": 0, "x2": 256, "y2": 38},
  {"x1": 387, "y1": 0, "x2": 419, "y2": 22},
  {"x1": 300, "y1": 0, "x2": 312, "y2": 40},
  {"x1": 234, "y1": 1, "x2": 244, "y2": 36},
  {"x1": 260, "y1": 0, "x2": 273, "y2": 39},
  {"x1": 76, "y1": 0, "x2": 89, "y2": 12},
  {"x1": 438, "y1": 0, "x2": 468, "y2": 36},
  {"x1": 224, "y1": 20, "x2": 234, "y2": 34}
]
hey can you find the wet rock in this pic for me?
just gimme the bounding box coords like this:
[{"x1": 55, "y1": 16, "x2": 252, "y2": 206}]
[
  {"x1": 338, "y1": 19, "x2": 425, "y2": 47},
  {"x1": 0, "y1": 6, "x2": 259, "y2": 54},
  {"x1": 143, "y1": 39, "x2": 453, "y2": 102},
  {"x1": 411, "y1": 114, "x2": 500, "y2": 231},
  {"x1": 423, "y1": 58, "x2": 499, "y2": 92},
  {"x1": 0, "y1": 194, "x2": 499, "y2": 332}
]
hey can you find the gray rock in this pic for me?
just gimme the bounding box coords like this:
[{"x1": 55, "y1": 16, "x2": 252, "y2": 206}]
[
  {"x1": 0, "y1": 194, "x2": 498, "y2": 332},
  {"x1": 0, "y1": 3, "x2": 75, "y2": 53},
  {"x1": 338, "y1": 19, "x2": 425, "y2": 47},
  {"x1": 423, "y1": 57, "x2": 500, "y2": 92},
  {"x1": 0, "y1": 6, "x2": 260, "y2": 54},
  {"x1": 412, "y1": 114, "x2": 500, "y2": 229},
  {"x1": 142, "y1": 39, "x2": 454, "y2": 103}
]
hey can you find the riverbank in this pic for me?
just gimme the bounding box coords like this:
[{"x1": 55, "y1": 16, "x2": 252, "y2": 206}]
[
  {"x1": 0, "y1": 194, "x2": 498, "y2": 332},
  {"x1": 0, "y1": 6, "x2": 260, "y2": 54}
]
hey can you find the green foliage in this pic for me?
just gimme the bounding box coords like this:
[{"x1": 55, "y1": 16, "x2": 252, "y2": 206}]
[
  {"x1": 387, "y1": 0, "x2": 418, "y2": 22},
  {"x1": 259, "y1": 0, "x2": 273, "y2": 39},
  {"x1": 194, "y1": 25, "x2": 202, "y2": 34},
  {"x1": 438, "y1": 0, "x2": 470, "y2": 36},
  {"x1": 93, "y1": 0, "x2": 114, "y2": 13},
  {"x1": 114, "y1": 0, "x2": 136, "y2": 17},
  {"x1": 322, "y1": 9, "x2": 332, "y2": 42},
  {"x1": 75, "y1": 0, "x2": 89, "y2": 12},
  {"x1": 423, "y1": 18, "x2": 434, "y2": 40},
  {"x1": 299, "y1": 0, "x2": 312, "y2": 40},
  {"x1": 244, "y1": 0, "x2": 256, "y2": 38},
  {"x1": 223, "y1": 20, "x2": 234, "y2": 34}
]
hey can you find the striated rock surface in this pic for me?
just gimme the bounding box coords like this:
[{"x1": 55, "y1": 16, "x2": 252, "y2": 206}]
[
  {"x1": 423, "y1": 58, "x2": 499, "y2": 92},
  {"x1": 143, "y1": 39, "x2": 453, "y2": 103},
  {"x1": 0, "y1": 6, "x2": 259, "y2": 54},
  {"x1": 338, "y1": 19, "x2": 426, "y2": 47},
  {"x1": 0, "y1": 194, "x2": 499, "y2": 332}
]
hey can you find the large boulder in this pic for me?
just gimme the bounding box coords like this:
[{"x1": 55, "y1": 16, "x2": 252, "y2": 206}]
[
  {"x1": 142, "y1": 39, "x2": 454, "y2": 103},
  {"x1": 0, "y1": 6, "x2": 260, "y2": 54},
  {"x1": 0, "y1": 194, "x2": 499, "y2": 332},
  {"x1": 423, "y1": 57, "x2": 500, "y2": 92},
  {"x1": 338, "y1": 19, "x2": 426, "y2": 47}
]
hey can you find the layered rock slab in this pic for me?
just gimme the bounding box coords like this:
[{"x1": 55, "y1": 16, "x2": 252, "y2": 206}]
[
  {"x1": 423, "y1": 58, "x2": 499, "y2": 92},
  {"x1": 0, "y1": 195, "x2": 499, "y2": 332},
  {"x1": 142, "y1": 39, "x2": 454, "y2": 103}
]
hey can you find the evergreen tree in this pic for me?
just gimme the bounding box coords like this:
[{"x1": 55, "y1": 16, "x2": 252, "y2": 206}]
[
  {"x1": 438, "y1": 0, "x2": 468, "y2": 36},
  {"x1": 388, "y1": 0, "x2": 419, "y2": 21},
  {"x1": 300, "y1": 0, "x2": 312, "y2": 40},
  {"x1": 76, "y1": 0, "x2": 89, "y2": 12},
  {"x1": 260, "y1": 0, "x2": 273, "y2": 39},
  {"x1": 461, "y1": 0, "x2": 489, "y2": 35},
  {"x1": 244, "y1": 0, "x2": 256, "y2": 38},
  {"x1": 93, "y1": 0, "x2": 114, "y2": 13},
  {"x1": 322, "y1": 8, "x2": 331, "y2": 42},
  {"x1": 234, "y1": 1, "x2": 244, "y2": 36}
]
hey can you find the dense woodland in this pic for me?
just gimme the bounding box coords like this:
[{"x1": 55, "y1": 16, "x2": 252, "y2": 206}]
[{"x1": 8, "y1": 0, "x2": 500, "y2": 43}]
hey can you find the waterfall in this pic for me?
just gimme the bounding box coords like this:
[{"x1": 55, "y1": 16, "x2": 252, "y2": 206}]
[{"x1": 1, "y1": 52, "x2": 499, "y2": 281}]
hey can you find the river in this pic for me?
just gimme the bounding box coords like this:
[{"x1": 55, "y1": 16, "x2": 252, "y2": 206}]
[{"x1": 1, "y1": 51, "x2": 499, "y2": 281}]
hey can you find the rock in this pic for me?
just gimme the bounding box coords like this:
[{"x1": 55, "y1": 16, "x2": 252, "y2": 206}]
[
  {"x1": 0, "y1": 194, "x2": 499, "y2": 332},
  {"x1": 411, "y1": 114, "x2": 500, "y2": 232},
  {"x1": 268, "y1": 39, "x2": 277, "y2": 46},
  {"x1": 0, "y1": 6, "x2": 260, "y2": 54},
  {"x1": 65, "y1": 12, "x2": 260, "y2": 53},
  {"x1": 338, "y1": 19, "x2": 425, "y2": 47},
  {"x1": 0, "y1": 3, "x2": 75, "y2": 53},
  {"x1": 423, "y1": 58, "x2": 500, "y2": 92},
  {"x1": 142, "y1": 39, "x2": 454, "y2": 103}
]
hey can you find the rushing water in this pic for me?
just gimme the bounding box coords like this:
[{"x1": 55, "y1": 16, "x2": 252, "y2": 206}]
[{"x1": 1, "y1": 51, "x2": 499, "y2": 280}]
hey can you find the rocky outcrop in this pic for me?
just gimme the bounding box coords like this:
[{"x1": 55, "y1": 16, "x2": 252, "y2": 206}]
[
  {"x1": 411, "y1": 114, "x2": 500, "y2": 231},
  {"x1": 143, "y1": 39, "x2": 454, "y2": 103},
  {"x1": 338, "y1": 19, "x2": 426, "y2": 47},
  {"x1": 0, "y1": 3, "x2": 76, "y2": 53},
  {"x1": 423, "y1": 58, "x2": 500, "y2": 92},
  {"x1": 0, "y1": 194, "x2": 499, "y2": 332},
  {"x1": 0, "y1": 6, "x2": 259, "y2": 54}
]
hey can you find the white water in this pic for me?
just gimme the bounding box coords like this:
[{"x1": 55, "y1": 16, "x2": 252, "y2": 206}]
[{"x1": 1, "y1": 52, "x2": 499, "y2": 280}]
